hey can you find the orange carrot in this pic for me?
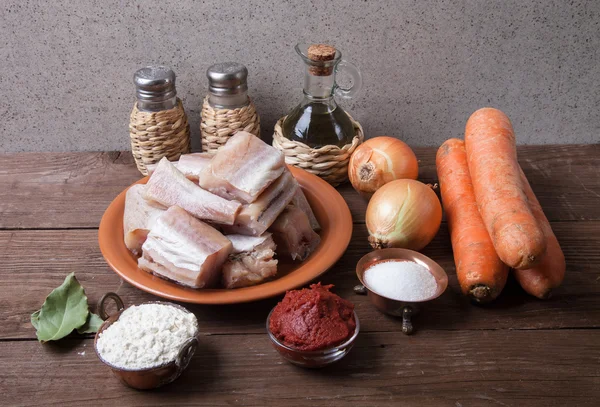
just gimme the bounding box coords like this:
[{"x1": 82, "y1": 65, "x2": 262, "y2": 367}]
[
  {"x1": 465, "y1": 108, "x2": 546, "y2": 270},
  {"x1": 436, "y1": 139, "x2": 509, "y2": 303},
  {"x1": 513, "y1": 168, "x2": 565, "y2": 299}
]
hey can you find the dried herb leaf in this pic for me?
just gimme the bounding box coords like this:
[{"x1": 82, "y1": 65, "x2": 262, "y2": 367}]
[
  {"x1": 76, "y1": 313, "x2": 103, "y2": 334},
  {"x1": 30, "y1": 273, "x2": 90, "y2": 342}
]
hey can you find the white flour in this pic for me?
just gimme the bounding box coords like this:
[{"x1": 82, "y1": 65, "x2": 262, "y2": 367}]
[
  {"x1": 96, "y1": 303, "x2": 198, "y2": 370},
  {"x1": 364, "y1": 260, "x2": 438, "y2": 301}
]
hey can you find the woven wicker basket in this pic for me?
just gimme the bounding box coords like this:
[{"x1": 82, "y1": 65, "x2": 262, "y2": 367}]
[
  {"x1": 129, "y1": 99, "x2": 191, "y2": 175},
  {"x1": 272, "y1": 115, "x2": 364, "y2": 186},
  {"x1": 200, "y1": 96, "x2": 261, "y2": 155}
]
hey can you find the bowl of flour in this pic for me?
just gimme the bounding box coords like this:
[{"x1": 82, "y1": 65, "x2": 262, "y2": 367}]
[{"x1": 94, "y1": 295, "x2": 199, "y2": 390}]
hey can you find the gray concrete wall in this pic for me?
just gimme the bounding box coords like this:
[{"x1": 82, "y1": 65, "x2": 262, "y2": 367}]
[{"x1": 1, "y1": 0, "x2": 598, "y2": 152}]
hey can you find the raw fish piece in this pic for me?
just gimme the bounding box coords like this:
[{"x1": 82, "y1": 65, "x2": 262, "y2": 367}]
[
  {"x1": 270, "y1": 206, "x2": 321, "y2": 261},
  {"x1": 139, "y1": 206, "x2": 233, "y2": 288},
  {"x1": 222, "y1": 234, "x2": 278, "y2": 289},
  {"x1": 291, "y1": 187, "x2": 320, "y2": 231},
  {"x1": 146, "y1": 161, "x2": 177, "y2": 175},
  {"x1": 145, "y1": 157, "x2": 241, "y2": 225},
  {"x1": 123, "y1": 184, "x2": 165, "y2": 255},
  {"x1": 199, "y1": 131, "x2": 285, "y2": 203},
  {"x1": 176, "y1": 153, "x2": 212, "y2": 182},
  {"x1": 221, "y1": 170, "x2": 298, "y2": 236},
  {"x1": 146, "y1": 153, "x2": 212, "y2": 181}
]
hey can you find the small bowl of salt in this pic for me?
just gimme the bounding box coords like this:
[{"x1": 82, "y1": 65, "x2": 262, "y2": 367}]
[
  {"x1": 93, "y1": 293, "x2": 199, "y2": 390},
  {"x1": 355, "y1": 248, "x2": 448, "y2": 335}
]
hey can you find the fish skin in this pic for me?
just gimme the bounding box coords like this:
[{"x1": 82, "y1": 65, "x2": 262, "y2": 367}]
[
  {"x1": 270, "y1": 206, "x2": 321, "y2": 261},
  {"x1": 123, "y1": 184, "x2": 165, "y2": 255},
  {"x1": 199, "y1": 131, "x2": 285, "y2": 203},
  {"x1": 222, "y1": 233, "x2": 278, "y2": 289},
  {"x1": 221, "y1": 170, "x2": 298, "y2": 236},
  {"x1": 139, "y1": 206, "x2": 233, "y2": 288},
  {"x1": 290, "y1": 187, "x2": 320, "y2": 231},
  {"x1": 144, "y1": 157, "x2": 241, "y2": 225}
]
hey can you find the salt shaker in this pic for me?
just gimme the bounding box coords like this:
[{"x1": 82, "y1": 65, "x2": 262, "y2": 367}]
[
  {"x1": 200, "y1": 62, "x2": 260, "y2": 154},
  {"x1": 129, "y1": 66, "x2": 191, "y2": 175}
]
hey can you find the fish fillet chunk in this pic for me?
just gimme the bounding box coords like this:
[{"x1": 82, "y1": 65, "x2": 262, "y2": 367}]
[
  {"x1": 222, "y1": 234, "x2": 278, "y2": 289},
  {"x1": 290, "y1": 187, "x2": 320, "y2": 231},
  {"x1": 176, "y1": 153, "x2": 212, "y2": 182},
  {"x1": 221, "y1": 170, "x2": 298, "y2": 236},
  {"x1": 199, "y1": 131, "x2": 285, "y2": 203},
  {"x1": 139, "y1": 206, "x2": 233, "y2": 288},
  {"x1": 270, "y1": 206, "x2": 321, "y2": 261},
  {"x1": 145, "y1": 157, "x2": 241, "y2": 225},
  {"x1": 146, "y1": 153, "x2": 212, "y2": 181},
  {"x1": 146, "y1": 161, "x2": 177, "y2": 175},
  {"x1": 123, "y1": 184, "x2": 165, "y2": 255}
]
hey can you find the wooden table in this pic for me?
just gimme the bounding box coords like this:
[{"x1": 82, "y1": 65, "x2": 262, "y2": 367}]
[{"x1": 1, "y1": 145, "x2": 599, "y2": 406}]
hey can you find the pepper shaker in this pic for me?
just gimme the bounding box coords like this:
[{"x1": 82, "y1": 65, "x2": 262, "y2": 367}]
[
  {"x1": 200, "y1": 62, "x2": 260, "y2": 154},
  {"x1": 129, "y1": 66, "x2": 191, "y2": 175}
]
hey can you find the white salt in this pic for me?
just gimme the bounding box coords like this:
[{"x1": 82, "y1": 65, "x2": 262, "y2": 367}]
[
  {"x1": 363, "y1": 260, "x2": 438, "y2": 301},
  {"x1": 96, "y1": 303, "x2": 198, "y2": 370}
]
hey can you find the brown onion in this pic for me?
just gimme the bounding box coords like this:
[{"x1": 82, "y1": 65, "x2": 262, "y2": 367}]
[
  {"x1": 349, "y1": 136, "x2": 418, "y2": 199},
  {"x1": 366, "y1": 179, "x2": 442, "y2": 251}
]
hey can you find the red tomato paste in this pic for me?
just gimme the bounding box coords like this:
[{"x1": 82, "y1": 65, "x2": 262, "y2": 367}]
[{"x1": 269, "y1": 283, "x2": 356, "y2": 351}]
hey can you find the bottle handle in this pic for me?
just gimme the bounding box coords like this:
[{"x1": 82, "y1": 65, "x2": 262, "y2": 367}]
[{"x1": 334, "y1": 59, "x2": 362, "y2": 100}]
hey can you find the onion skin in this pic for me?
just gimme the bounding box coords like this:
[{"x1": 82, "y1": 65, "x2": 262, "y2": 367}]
[
  {"x1": 349, "y1": 137, "x2": 418, "y2": 199},
  {"x1": 366, "y1": 179, "x2": 442, "y2": 251}
]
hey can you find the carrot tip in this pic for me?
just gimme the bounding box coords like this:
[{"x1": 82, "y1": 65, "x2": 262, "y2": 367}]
[
  {"x1": 469, "y1": 285, "x2": 493, "y2": 304},
  {"x1": 536, "y1": 289, "x2": 553, "y2": 300}
]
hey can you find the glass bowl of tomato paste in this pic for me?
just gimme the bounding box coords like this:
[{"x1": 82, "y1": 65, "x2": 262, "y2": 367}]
[{"x1": 266, "y1": 283, "x2": 360, "y2": 368}]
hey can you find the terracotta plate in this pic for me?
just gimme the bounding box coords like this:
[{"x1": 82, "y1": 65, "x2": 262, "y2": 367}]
[{"x1": 98, "y1": 166, "x2": 353, "y2": 304}]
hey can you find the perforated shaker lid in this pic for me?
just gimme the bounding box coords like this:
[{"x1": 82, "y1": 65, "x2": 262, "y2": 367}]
[
  {"x1": 206, "y1": 62, "x2": 248, "y2": 96},
  {"x1": 133, "y1": 66, "x2": 177, "y2": 102}
]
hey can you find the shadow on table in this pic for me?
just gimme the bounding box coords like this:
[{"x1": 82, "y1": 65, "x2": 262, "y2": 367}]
[
  {"x1": 292, "y1": 332, "x2": 382, "y2": 379},
  {"x1": 156, "y1": 337, "x2": 220, "y2": 395}
]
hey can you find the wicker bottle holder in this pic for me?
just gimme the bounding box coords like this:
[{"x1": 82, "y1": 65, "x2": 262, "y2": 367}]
[
  {"x1": 200, "y1": 96, "x2": 261, "y2": 155},
  {"x1": 272, "y1": 115, "x2": 364, "y2": 186},
  {"x1": 129, "y1": 99, "x2": 191, "y2": 176}
]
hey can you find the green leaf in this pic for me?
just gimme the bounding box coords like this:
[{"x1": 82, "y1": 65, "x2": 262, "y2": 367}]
[
  {"x1": 31, "y1": 310, "x2": 41, "y2": 330},
  {"x1": 30, "y1": 273, "x2": 90, "y2": 342},
  {"x1": 76, "y1": 313, "x2": 104, "y2": 334}
]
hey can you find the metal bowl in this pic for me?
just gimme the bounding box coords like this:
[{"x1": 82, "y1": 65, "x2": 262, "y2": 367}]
[
  {"x1": 355, "y1": 248, "x2": 448, "y2": 335},
  {"x1": 93, "y1": 293, "x2": 199, "y2": 390}
]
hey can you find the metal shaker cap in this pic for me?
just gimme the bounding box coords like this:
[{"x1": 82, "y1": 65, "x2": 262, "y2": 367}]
[
  {"x1": 207, "y1": 62, "x2": 248, "y2": 96},
  {"x1": 133, "y1": 66, "x2": 177, "y2": 102}
]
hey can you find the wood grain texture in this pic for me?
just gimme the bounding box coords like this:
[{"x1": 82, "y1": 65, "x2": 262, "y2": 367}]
[
  {"x1": 1, "y1": 145, "x2": 598, "y2": 229},
  {"x1": 0, "y1": 151, "x2": 140, "y2": 229},
  {"x1": 3, "y1": 221, "x2": 598, "y2": 340},
  {"x1": 2, "y1": 147, "x2": 599, "y2": 406},
  {"x1": 1, "y1": 330, "x2": 598, "y2": 406}
]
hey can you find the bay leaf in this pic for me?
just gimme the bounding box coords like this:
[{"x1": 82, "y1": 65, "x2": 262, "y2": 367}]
[
  {"x1": 30, "y1": 273, "x2": 90, "y2": 342},
  {"x1": 31, "y1": 310, "x2": 41, "y2": 330},
  {"x1": 76, "y1": 313, "x2": 104, "y2": 334}
]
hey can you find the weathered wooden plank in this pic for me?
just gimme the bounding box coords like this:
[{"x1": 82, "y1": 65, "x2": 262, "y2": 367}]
[
  {"x1": 1, "y1": 145, "x2": 598, "y2": 229},
  {"x1": 3, "y1": 221, "x2": 598, "y2": 339},
  {"x1": 0, "y1": 151, "x2": 140, "y2": 229},
  {"x1": 1, "y1": 330, "x2": 598, "y2": 406}
]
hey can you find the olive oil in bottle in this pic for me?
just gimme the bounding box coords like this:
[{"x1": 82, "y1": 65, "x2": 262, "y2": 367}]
[{"x1": 282, "y1": 44, "x2": 362, "y2": 148}]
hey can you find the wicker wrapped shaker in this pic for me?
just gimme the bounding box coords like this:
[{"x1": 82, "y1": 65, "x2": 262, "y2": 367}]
[
  {"x1": 273, "y1": 44, "x2": 363, "y2": 186},
  {"x1": 129, "y1": 66, "x2": 191, "y2": 175},
  {"x1": 201, "y1": 62, "x2": 260, "y2": 155}
]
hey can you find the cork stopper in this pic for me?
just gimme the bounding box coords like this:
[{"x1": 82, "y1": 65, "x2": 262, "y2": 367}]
[{"x1": 307, "y1": 44, "x2": 337, "y2": 76}]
